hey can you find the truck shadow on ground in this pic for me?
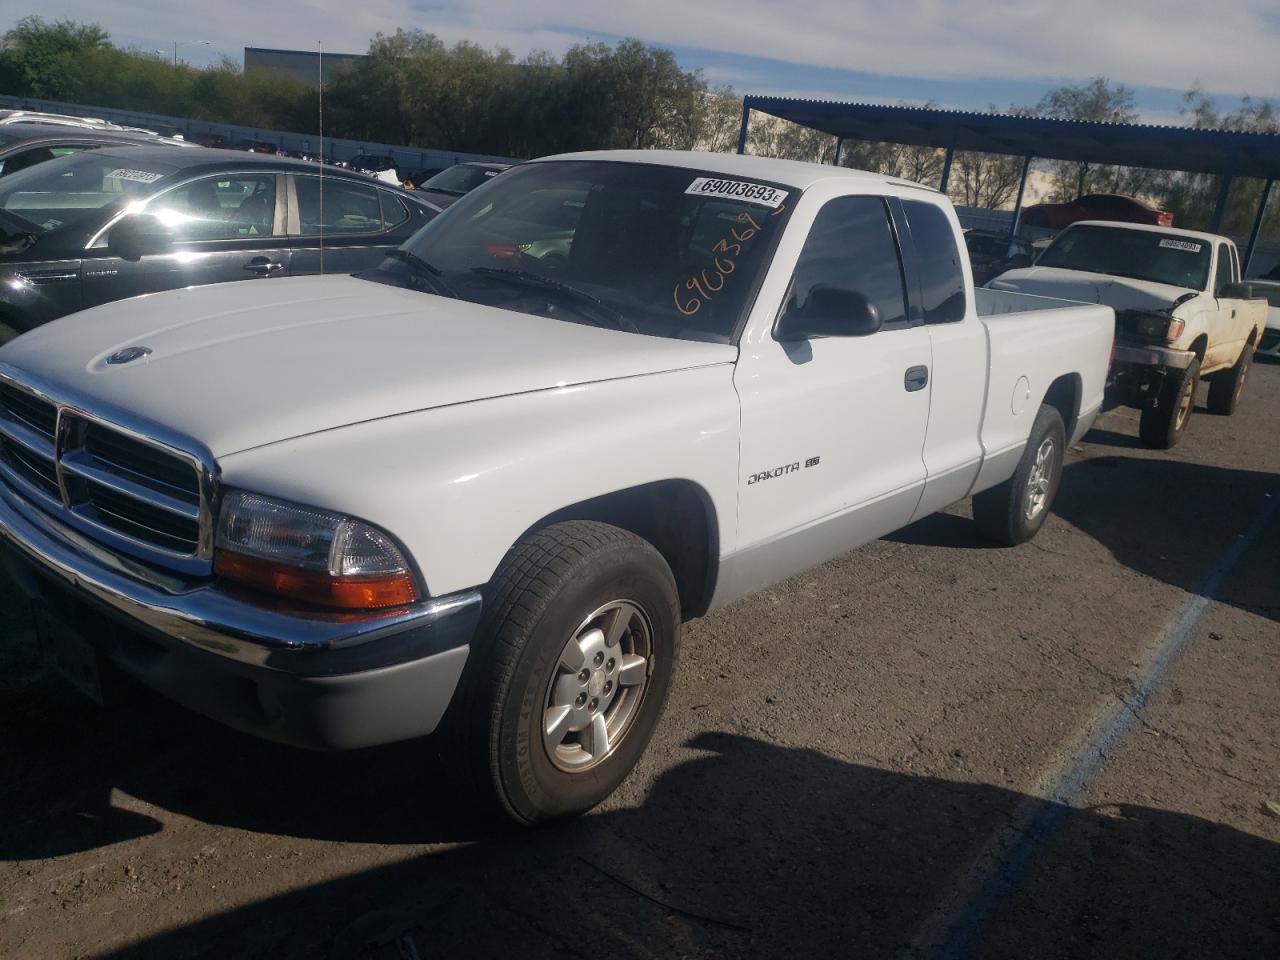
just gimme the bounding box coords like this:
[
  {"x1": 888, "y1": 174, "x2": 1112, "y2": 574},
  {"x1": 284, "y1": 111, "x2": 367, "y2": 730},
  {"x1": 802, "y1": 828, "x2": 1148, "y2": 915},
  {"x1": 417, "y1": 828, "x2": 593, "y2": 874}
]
[
  {"x1": 65, "y1": 731, "x2": 1278, "y2": 960},
  {"x1": 887, "y1": 456, "x2": 1280, "y2": 624}
]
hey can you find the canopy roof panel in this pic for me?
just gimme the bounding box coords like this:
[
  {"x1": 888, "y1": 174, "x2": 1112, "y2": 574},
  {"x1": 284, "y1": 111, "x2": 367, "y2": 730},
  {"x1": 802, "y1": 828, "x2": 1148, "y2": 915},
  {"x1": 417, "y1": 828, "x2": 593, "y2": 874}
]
[{"x1": 743, "y1": 96, "x2": 1280, "y2": 180}]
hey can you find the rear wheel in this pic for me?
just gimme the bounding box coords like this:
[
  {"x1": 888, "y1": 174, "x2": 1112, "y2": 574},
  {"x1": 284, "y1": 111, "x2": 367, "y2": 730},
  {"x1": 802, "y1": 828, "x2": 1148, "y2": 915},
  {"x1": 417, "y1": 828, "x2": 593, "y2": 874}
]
[
  {"x1": 1139, "y1": 358, "x2": 1199, "y2": 449},
  {"x1": 444, "y1": 521, "x2": 680, "y2": 824},
  {"x1": 974, "y1": 403, "x2": 1065, "y2": 546},
  {"x1": 1206, "y1": 344, "x2": 1252, "y2": 416}
]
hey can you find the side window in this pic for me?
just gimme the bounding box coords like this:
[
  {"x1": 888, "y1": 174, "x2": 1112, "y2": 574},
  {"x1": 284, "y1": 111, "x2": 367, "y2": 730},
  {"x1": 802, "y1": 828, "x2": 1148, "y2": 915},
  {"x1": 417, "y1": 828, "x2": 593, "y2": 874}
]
[
  {"x1": 295, "y1": 177, "x2": 382, "y2": 235},
  {"x1": 379, "y1": 192, "x2": 409, "y2": 230},
  {"x1": 784, "y1": 196, "x2": 908, "y2": 331},
  {"x1": 902, "y1": 199, "x2": 967, "y2": 323},
  {"x1": 1213, "y1": 245, "x2": 1233, "y2": 295},
  {"x1": 147, "y1": 174, "x2": 277, "y2": 240}
]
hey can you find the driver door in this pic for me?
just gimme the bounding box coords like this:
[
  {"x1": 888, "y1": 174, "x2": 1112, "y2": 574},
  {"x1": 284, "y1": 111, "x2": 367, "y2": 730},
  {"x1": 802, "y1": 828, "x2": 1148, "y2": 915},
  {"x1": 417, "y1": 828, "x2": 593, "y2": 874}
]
[{"x1": 83, "y1": 172, "x2": 291, "y2": 309}]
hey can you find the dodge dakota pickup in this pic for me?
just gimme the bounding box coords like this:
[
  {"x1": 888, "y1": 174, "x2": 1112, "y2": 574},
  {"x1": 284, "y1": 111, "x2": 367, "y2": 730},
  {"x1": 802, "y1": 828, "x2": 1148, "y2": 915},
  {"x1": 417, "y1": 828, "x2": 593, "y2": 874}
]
[
  {"x1": 990, "y1": 222, "x2": 1267, "y2": 448},
  {"x1": 0, "y1": 151, "x2": 1113, "y2": 822}
]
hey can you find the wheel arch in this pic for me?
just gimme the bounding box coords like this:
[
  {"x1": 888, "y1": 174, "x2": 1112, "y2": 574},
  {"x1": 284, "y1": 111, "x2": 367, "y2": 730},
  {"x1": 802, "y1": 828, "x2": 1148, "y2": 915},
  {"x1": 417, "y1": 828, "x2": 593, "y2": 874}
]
[
  {"x1": 1040, "y1": 372, "x2": 1082, "y2": 444},
  {"x1": 1189, "y1": 334, "x2": 1209, "y2": 362},
  {"x1": 519, "y1": 479, "x2": 720, "y2": 620}
]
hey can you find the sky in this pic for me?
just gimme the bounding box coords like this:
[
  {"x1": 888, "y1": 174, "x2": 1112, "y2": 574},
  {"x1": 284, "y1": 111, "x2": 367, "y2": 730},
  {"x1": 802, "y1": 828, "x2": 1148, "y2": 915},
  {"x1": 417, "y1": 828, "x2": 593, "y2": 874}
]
[{"x1": 10, "y1": 1, "x2": 1279, "y2": 124}]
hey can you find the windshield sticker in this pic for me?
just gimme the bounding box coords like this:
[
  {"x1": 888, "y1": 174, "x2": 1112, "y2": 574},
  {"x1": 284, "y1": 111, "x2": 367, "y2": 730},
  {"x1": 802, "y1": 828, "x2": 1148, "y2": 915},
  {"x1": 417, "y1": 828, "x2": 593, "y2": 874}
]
[
  {"x1": 106, "y1": 168, "x2": 165, "y2": 184},
  {"x1": 685, "y1": 177, "x2": 788, "y2": 209},
  {"x1": 1158, "y1": 238, "x2": 1202, "y2": 253}
]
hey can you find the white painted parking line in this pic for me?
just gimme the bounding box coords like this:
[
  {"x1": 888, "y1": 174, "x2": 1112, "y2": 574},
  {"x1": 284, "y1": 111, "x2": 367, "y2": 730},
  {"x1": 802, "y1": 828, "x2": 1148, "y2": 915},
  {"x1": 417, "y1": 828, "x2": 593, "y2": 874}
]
[{"x1": 906, "y1": 490, "x2": 1280, "y2": 960}]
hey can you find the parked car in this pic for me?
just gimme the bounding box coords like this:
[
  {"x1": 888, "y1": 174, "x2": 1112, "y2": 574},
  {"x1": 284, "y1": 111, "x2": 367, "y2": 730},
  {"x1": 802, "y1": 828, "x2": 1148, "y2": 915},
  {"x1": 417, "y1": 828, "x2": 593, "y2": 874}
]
[
  {"x1": 0, "y1": 150, "x2": 1113, "y2": 823},
  {"x1": 0, "y1": 110, "x2": 158, "y2": 136},
  {"x1": 990, "y1": 221, "x2": 1266, "y2": 447},
  {"x1": 0, "y1": 145, "x2": 440, "y2": 341},
  {"x1": 405, "y1": 167, "x2": 446, "y2": 188},
  {"x1": 232, "y1": 139, "x2": 278, "y2": 154},
  {"x1": 416, "y1": 161, "x2": 511, "y2": 208},
  {"x1": 964, "y1": 229, "x2": 1033, "y2": 285},
  {"x1": 190, "y1": 132, "x2": 228, "y2": 149},
  {"x1": 1022, "y1": 193, "x2": 1173, "y2": 230},
  {"x1": 1237, "y1": 280, "x2": 1280, "y2": 360},
  {"x1": 0, "y1": 122, "x2": 193, "y2": 180},
  {"x1": 349, "y1": 154, "x2": 398, "y2": 176}
]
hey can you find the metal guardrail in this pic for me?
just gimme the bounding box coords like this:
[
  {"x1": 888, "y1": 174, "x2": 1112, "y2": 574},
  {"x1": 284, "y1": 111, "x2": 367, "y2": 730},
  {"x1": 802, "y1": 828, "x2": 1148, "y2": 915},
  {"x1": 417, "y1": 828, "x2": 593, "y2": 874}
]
[{"x1": 0, "y1": 94, "x2": 516, "y2": 174}]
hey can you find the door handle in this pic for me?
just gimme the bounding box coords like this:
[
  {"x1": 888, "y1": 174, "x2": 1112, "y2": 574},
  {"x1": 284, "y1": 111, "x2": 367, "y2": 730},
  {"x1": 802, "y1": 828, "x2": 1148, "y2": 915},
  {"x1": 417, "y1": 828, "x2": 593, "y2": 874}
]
[
  {"x1": 244, "y1": 257, "x2": 284, "y2": 276},
  {"x1": 904, "y1": 365, "x2": 929, "y2": 392}
]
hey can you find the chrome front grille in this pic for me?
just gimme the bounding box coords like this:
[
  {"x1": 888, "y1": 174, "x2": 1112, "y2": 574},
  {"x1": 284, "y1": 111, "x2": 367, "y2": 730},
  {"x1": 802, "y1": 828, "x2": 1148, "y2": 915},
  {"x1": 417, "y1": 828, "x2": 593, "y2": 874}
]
[{"x1": 0, "y1": 370, "x2": 216, "y2": 574}]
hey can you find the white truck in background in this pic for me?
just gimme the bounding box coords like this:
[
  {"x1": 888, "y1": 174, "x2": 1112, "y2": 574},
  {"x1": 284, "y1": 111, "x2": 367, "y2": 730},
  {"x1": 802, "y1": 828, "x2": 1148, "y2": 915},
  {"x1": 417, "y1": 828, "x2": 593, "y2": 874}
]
[
  {"x1": 990, "y1": 222, "x2": 1267, "y2": 447},
  {"x1": 0, "y1": 151, "x2": 1113, "y2": 823}
]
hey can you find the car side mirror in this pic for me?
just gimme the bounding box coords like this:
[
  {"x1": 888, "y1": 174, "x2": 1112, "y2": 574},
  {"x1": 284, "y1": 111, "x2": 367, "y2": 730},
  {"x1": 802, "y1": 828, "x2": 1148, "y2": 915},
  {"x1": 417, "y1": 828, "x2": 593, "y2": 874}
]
[
  {"x1": 108, "y1": 214, "x2": 174, "y2": 259},
  {"x1": 1218, "y1": 281, "x2": 1252, "y2": 300},
  {"x1": 776, "y1": 284, "x2": 883, "y2": 341}
]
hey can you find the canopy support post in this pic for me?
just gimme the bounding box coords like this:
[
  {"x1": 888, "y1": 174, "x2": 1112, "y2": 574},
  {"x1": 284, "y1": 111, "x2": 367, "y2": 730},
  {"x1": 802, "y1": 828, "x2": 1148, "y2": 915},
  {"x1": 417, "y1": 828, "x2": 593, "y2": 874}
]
[
  {"x1": 1208, "y1": 175, "x2": 1233, "y2": 233},
  {"x1": 735, "y1": 101, "x2": 750, "y2": 155},
  {"x1": 1243, "y1": 179, "x2": 1274, "y2": 277},
  {"x1": 833, "y1": 137, "x2": 844, "y2": 166},
  {"x1": 1007, "y1": 156, "x2": 1033, "y2": 244}
]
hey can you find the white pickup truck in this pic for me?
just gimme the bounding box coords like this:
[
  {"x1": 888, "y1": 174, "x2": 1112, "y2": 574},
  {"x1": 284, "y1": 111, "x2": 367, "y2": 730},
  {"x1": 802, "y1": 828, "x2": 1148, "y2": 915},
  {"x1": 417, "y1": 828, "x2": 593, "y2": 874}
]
[
  {"x1": 0, "y1": 151, "x2": 1112, "y2": 822},
  {"x1": 990, "y1": 222, "x2": 1267, "y2": 448}
]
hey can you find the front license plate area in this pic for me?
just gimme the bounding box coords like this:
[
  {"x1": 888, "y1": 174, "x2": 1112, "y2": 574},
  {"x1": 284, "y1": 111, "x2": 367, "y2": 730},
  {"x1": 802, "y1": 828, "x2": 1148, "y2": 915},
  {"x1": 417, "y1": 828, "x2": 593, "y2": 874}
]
[{"x1": 34, "y1": 603, "x2": 104, "y2": 705}]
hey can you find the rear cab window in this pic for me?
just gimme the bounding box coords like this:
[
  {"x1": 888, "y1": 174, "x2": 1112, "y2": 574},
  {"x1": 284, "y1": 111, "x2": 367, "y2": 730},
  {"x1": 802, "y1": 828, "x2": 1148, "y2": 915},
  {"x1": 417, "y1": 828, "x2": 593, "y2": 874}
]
[{"x1": 900, "y1": 199, "x2": 967, "y2": 323}]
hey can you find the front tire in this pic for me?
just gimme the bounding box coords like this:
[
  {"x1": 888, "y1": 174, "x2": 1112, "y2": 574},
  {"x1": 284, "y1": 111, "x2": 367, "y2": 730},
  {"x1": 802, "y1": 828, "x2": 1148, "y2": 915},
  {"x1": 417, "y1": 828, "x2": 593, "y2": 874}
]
[
  {"x1": 446, "y1": 521, "x2": 680, "y2": 824},
  {"x1": 1206, "y1": 344, "x2": 1252, "y2": 416},
  {"x1": 1139, "y1": 358, "x2": 1199, "y2": 449},
  {"x1": 973, "y1": 403, "x2": 1065, "y2": 546}
]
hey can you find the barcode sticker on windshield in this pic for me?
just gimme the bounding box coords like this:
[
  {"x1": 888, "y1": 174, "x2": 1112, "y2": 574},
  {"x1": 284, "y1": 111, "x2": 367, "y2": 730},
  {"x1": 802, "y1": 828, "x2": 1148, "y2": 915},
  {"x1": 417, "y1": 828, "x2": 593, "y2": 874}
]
[
  {"x1": 107, "y1": 168, "x2": 164, "y2": 184},
  {"x1": 1158, "y1": 238, "x2": 1202, "y2": 253},
  {"x1": 685, "y1": 177, "x2": 788, "y2": 208}
]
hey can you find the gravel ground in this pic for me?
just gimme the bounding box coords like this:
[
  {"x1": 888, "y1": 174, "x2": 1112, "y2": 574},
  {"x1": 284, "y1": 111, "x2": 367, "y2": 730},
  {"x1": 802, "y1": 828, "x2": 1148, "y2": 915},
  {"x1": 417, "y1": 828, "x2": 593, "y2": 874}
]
[{"x1": 1, "y1": 363, "x2": 1277, "y2": 960}]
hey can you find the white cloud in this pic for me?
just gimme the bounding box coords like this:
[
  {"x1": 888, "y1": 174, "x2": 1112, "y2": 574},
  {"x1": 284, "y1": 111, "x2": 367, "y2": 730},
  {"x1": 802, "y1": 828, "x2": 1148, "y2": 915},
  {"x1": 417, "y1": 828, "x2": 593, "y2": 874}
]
[{"x1": 13, "y1": 0, "x2": 1280, "y2": 95}]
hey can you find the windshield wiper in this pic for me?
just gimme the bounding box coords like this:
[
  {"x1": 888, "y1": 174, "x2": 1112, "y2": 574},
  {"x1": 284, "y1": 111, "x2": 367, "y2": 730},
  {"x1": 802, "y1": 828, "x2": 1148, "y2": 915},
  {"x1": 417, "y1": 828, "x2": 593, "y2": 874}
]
[
  {"x1": 383, "y1": 248, "x2": 457, "y2": 298},
  {"x1": 470, "y1": 267, "x2": 633, "y2": 332}
]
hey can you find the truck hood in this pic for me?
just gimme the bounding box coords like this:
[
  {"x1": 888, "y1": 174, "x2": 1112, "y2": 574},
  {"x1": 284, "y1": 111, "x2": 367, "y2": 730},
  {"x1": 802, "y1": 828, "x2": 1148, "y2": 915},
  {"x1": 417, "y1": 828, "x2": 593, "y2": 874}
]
[
  {"x1": 0, "y1": 275, "x2": 737, "y2": 457},
  {"x1": 990, "y1": 266, "x2": 1199, "y2": 312}
]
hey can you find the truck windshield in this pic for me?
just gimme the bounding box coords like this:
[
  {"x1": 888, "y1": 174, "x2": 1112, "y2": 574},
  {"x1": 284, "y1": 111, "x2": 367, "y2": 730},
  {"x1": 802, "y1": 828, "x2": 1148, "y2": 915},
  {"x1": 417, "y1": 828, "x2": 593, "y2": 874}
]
[
  {"x1": 1036, "y1": 224, "x2": 1211, "y2": 291},
  {"x1": 377, "y1": 160, "x2": 796, "y2": 343}
]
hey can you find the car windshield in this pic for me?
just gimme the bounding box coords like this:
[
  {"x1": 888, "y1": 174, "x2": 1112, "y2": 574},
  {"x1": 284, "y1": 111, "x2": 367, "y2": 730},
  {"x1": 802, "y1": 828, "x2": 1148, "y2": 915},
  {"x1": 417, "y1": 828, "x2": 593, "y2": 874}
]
[
  {"x1": 421, "y1": 164, "x2": 503, "y2": 196},
  {"x1": 1036, "y1": 224, "x2": 1211, "y2": 291},
  {"x1": 0, "y1": 151, "x2": 177, "y2": 235},
  {"x1": 372, "y1": 160, "x2": 796, "y2": 343}
]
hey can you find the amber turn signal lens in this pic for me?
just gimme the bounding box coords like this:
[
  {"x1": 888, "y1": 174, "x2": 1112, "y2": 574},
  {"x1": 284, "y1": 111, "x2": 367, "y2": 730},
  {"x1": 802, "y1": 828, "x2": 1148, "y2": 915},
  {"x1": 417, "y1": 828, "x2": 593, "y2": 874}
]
[{"x1": 214, "y1": 550, "x2": 418, "y2": 610}]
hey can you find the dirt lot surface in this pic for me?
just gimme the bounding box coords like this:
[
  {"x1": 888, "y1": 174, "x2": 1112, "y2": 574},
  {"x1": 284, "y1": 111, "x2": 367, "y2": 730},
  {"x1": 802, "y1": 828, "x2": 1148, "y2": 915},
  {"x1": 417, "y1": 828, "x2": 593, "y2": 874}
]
[{"x1": 2, "y1": 364, "x2": 1278, "y2": 960}]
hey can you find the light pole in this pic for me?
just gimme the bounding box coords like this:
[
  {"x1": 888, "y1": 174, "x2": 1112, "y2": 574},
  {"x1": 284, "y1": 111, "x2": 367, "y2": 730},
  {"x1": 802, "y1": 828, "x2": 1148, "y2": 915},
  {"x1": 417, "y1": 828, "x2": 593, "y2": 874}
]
[{"x1": 171, "y1": 40, "x2": 211, "y2": 66}]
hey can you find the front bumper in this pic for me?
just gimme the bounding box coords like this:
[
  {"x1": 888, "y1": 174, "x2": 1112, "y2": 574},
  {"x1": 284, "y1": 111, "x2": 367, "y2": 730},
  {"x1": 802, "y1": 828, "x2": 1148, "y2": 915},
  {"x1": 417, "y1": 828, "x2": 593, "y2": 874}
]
[
  {"x1": 1107, "y1": 341, "x2": 1197, "y2": 410},
  {"x1": 1112, "y1": 342, "x2": 1196, "y2": 370},
  {"x1": 0, "y1": 482, "x2": 481, "y2": 750}
]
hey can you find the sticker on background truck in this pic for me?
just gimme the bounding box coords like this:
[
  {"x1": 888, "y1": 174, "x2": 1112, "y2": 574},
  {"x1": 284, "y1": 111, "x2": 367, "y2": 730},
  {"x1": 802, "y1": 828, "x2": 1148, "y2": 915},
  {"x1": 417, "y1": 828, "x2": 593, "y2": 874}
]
[
  {"x1": 685, "y1": 177, "x2": 788, "y2": 208},
  {"x1": 1158, "y1": 238, "x2": 1202, "y2": 253}
]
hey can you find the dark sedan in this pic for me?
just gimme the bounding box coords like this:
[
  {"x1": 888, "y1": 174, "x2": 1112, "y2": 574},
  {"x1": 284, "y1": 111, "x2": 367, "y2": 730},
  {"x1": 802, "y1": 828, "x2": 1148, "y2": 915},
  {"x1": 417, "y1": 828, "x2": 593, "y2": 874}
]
[
  {"x1": 0, "y1": 122, "x2": 193, "y2": 179},
  {"x1": 964, "y1": 229, "x2": 1034, "y2": 285},
  {"x1": 0, "y1": 146, "x2": 440, "y2": 341}
]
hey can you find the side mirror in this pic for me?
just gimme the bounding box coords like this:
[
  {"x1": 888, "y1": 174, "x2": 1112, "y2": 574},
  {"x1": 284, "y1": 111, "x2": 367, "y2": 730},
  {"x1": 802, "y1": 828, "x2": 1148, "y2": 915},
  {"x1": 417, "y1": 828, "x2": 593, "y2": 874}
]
[
  {"x1": 776, "y1": 285, "x2": 883, "y2": 341},
  {"x1": 1218, "y1": 281, "x2": 1252, "y2": 300},
  {"x1": 108, "y1": 214, "x2": 174, "y2": 259}
]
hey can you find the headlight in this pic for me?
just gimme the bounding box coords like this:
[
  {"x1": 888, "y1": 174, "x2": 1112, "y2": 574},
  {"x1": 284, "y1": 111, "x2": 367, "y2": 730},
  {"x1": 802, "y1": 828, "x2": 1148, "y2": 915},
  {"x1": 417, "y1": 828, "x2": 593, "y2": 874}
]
[
  {"x1": 214, "y1": 491, "x2": 419, "y2": 610},
  {"x1": 1133, "y1": 313, "x2": 1186, "y2": 342}
]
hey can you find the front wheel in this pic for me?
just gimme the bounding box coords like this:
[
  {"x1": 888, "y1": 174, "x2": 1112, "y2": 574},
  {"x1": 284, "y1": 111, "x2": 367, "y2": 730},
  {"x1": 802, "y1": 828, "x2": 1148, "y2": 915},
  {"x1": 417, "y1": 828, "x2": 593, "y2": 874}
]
[
  {"x1": 445, "y1": 521, "x2": 680, "y2": 824},
  {"x1": 973, "y1": 403, "x2": 1066, "y2": 546},
  {"x1": 1139, "y1": 358, "x2": 1200, "y2": 448}
]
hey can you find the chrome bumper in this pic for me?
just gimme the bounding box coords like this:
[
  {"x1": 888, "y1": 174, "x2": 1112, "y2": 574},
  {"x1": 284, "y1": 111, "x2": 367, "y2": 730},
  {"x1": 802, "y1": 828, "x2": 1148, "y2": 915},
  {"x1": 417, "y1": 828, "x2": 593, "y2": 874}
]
[
  {"x1": 0, "y1": 482, "x2": 482, "y2": 749},
  {"x1": 1113, "y1": 342, "x2": 1196, "y2": 370}
]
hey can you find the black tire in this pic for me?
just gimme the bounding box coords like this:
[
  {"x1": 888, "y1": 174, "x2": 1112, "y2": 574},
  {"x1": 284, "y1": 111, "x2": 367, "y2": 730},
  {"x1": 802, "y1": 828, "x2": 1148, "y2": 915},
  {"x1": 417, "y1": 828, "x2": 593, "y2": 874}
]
[
  {"x1": 973, "y1": 403, "x2": 1066, "y2": 546},
  {"x1": 444, "y1": 520, "x2": 680, "y2": 824},
  {"x1": 1138, "y1": 358, "x2": 1199, "y2": 449},
  {"x1": 1206, "y1": 344, "x2": 1252, "y2": 416}
]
